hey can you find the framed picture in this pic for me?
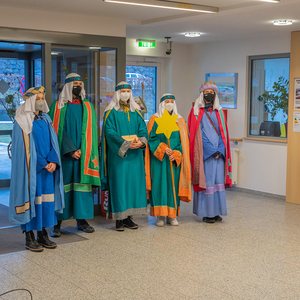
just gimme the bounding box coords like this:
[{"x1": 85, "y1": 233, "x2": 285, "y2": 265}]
[{"x1": 205, "y1": 73, "x2": 238, "y2": 109}]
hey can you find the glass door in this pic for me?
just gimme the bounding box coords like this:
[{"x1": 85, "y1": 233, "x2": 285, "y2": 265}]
[
  {"x1": 0, "y1": 41, "x2": 42, "y2": 189},
  {"x1": 51, "y1": 45, "x2": 117, "y2": 215}
]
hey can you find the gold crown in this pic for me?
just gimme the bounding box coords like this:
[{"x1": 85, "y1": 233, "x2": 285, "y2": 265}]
[{"x1": 203, "y1": 79, "x2": 215, "y2": 85}]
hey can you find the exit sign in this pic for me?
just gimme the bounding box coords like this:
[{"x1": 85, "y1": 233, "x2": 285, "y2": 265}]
[{"x1": 138, "y1": 41, "x2": 156, "y2": 48}]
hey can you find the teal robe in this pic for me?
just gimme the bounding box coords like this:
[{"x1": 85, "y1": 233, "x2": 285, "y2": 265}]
[
  {"x1": 49, "y1": 99, "x2": 100, "y2": 221},
  {"x1": 148, "y1": 121, "x2": 182, "y2": 217},
  {"x1": 101, "y1": 108, "x2": 148, "y2": 220}
]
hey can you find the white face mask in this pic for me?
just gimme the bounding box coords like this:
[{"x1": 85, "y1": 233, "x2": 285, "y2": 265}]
[
  {"x1": 35, "y1": 100, "x2": 44, "y2": 112},
  {"x1": 164, "y1": 102, "x2": 174, "y2": 113},
  {"x1": 120, "y1": 92, "x2": 130, "y2": 102}
]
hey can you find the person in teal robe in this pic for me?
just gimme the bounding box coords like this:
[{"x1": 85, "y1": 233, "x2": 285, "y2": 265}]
[
  {"x1": 48, "y1": 73, "x2": 100, "y2": 236},
  {"x1": 145, "y1": 94, "x2": 192, "y2": 227},
  {"x1": 101, "y1": 81, "x2": 148, "y2": 231},
  {"x1": 10, "y1": 86, "x2": 64, "y2": 252}
]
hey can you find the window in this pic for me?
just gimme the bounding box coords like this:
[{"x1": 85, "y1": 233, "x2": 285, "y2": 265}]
[
  {"x1": 126, "y1": 65, "x2": 157, "y2": 121},
  {"x1": 249, "y1": 54, "x2": 290, "y2": 139}
]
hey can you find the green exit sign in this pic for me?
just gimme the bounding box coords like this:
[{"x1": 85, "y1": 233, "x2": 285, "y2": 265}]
[{"x1": 138, "y1": 41, "x2": 156, "y2": 48}]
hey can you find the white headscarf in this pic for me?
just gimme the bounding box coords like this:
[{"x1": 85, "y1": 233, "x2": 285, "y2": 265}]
[
  {"x1": 58, "y1": 73, "x2": 86, "y2": 109},
  {"x1": 105, "y1": 81, "x2": 140, "y2": 112},
  {"x1": 15, "y1": 89, "x2": 49, "y2": 135},
  {"x1": 155, "y1": 93, "x2": 182, "y2": 120},
  {"x1": 193, "y1": 91, "x2": 222, "y2": 116}
]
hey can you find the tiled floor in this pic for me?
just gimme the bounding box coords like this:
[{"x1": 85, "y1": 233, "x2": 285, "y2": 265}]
[{"x1": 1, "y1": 190, "x2": 300, "y2": 299}]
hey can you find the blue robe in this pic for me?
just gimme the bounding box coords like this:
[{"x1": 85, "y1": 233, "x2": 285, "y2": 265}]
[
  {"x1": 193, "y1": 110, "x2": 227, "y2": 218},
  {"x1": 9, "y1": 113, "x2": 64, "y2": 229}
]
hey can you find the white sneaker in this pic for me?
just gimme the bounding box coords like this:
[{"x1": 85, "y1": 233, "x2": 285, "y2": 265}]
[
  {"x1": 156, "y1": 216, "x2": 165, "y2": 227},
  {"x1": 167, "y1": 217, "x2": 179, "y2": 226}
]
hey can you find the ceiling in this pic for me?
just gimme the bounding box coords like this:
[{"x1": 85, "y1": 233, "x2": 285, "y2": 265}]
[{"x1": 1, "y1": 0, "x2": 300, "y2": 43}]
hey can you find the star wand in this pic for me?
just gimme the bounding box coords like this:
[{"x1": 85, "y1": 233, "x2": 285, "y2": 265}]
[{"x1": 155, "y1": 110, "x2": 180, "y2": 210}]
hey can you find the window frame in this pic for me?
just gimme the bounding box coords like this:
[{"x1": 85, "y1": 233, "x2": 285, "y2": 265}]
[{"x1": 246, "y1": 53, "x2": 290, "y2": 142}]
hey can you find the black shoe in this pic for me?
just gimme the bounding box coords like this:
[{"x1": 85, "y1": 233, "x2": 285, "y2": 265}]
[
  {"x1": 37, "y1": 228, "x2": 57, "y2": 249},
  {"x1": 76, "y1": 219, "x2": 95, "y2": 233},
  {"x1": 123, "y1": 216, "x2": 138, "y2": 229},
  {"x1": 203, "y1": 217, "x2": 215, "y2": 224},
  {"x1": 214, "y1": 215, "x2": 223, "y2": 222},
  {"x1": 116, "y1": 220, "x2": 125, "y2": 231},
  {"x1": 25, "y1": 231, "x2": 44, "y2": 252},
  {"x1": 50, "y1": 220, "x2": 62, "y2": 238}
]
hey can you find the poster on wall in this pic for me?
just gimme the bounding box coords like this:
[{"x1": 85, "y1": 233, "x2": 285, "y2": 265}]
[
  {"x1": 294, "y1": 78, "x2": 300, "y2": 110},
  {"x1": 205, "y1": 73, "x2": 238, "y2": 109},
  {"x1": 293, "y1": 112, "x2": 300, "y2": 132}
]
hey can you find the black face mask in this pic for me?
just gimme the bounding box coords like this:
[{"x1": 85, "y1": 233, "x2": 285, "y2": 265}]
[
  {"x1": 72, "y1": 86, "x2": 82, "y2": 97},
  {"x1": 204, "y1": 93, "x2": 215, "y2": 103}
]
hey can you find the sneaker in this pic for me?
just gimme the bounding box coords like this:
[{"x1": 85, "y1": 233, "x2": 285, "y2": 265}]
[
  {"x1": 123, "y1": 216, "x2": 138, "y2": 229},
  {"x1": 167, "y1": 217, "x2": 179, "y2": 226},
  {"x1": 76, "y1": 220, "x2": 95, "y2": 233},
  {"x1": 116, "y1": 220, "x2": 125, "y2": 231},
  {"x1": 203, "y1": 217, "x2": 215, "y2": 223},
  {"x1": 214, "y1": 215, "x2": 223, "y2": 222},
  {"x1": 156, "y1": 216, "x2": 165, "y2": 227}
]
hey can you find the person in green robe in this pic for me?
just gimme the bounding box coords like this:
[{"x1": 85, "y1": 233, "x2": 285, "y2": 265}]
[
  {"x1": 145, "y1": 94, "x2": 192, "y2": 227},
  {"x1": 101, "y1": 81, "x2": 148, "y2": 231},
  {"x1": 48, "y1": 73, "x2": 100, "y2": 237}
]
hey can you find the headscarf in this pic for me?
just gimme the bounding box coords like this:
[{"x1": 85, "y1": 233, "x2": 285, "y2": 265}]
[
  {"x1": 15, "y1": 86, "x2": 49, "y2": 135},
  {"x1": 156, "y1": 93, "x2": 182, "y2": 120},
  {"x1": 58, "y1": 73, "x2": 86, "y2": 109},
  {"x1": 105, "y1": 81, "x2": 140, "y2": 112},
  {"x1": 193, "y1": 81, "x2": 221, "y2": 116}
]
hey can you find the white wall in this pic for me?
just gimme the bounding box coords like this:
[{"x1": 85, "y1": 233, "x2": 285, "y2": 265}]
[
  {"x1": 126, "y1": 39, "x2": 191, "y2": 116},
  {"x1": 189, "y1": 33, "x2": 291, "y2": 196},
  {"x1": 0, "y1": 5, "x2": 137, "y2": 37},
  {"x1": 127, "y1": 34, "x2": 291, "y2": 196}
]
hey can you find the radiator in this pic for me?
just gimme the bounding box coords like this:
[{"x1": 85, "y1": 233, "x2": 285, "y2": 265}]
[{"x1": 231, "y1": 148, "x2": 240, "y2": 184}]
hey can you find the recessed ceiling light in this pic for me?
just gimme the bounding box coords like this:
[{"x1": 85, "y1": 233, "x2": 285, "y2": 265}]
[
  {"x1": 185, "y1": 32, "x2": 201, "y2": 37},
  {"x1": 273, "y1": 20, "x2": 293, "y2": 26},
  {"x1": 89, "y1": 46, "x2": 101, "y2": 50}
]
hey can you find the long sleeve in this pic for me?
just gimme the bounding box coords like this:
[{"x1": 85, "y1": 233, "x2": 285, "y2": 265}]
[
  {"x1": 202, "y1": 131, "x2": 218, "y2": 161},
  {"x1": 217, "y1": 134, "x2": 226, "y2": 159},
  {"x1": 148, "y1": 122, "x2": 168, "y2": 161},
  {"x1": 61, "y1": 128, "x2": 78, "y2": 157},
  {"x1": 105, "y1": 112, "x2": 130, "y2": 158},
  {"x1": 46, "y1": 139, "x2": 61, "y2": 170},
  {"x1": 137, "y1": 113, "x2": 148, "y2": 149}
]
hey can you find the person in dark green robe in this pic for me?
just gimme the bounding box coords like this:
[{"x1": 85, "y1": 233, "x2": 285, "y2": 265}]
[
  {"x1": 145, "y1": 94, "x2": 192, "y2": 227},
  {"x1": 101, "y1": 81, "x2": 148, "y2": 231},
  {"x1": 48, "y1": 73, "x2": 100, "y2": 237}
]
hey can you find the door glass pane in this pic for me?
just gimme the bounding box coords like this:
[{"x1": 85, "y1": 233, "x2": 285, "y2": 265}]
[
  {"x1": 0, "y1": 41, "x2": 42, "y2": 186},
  {"x1": 126, "y1": 65, "x2": 157, "y2": 121}
]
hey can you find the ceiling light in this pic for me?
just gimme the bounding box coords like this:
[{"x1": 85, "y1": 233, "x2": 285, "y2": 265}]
[
  {"x1": 273, "y1": 20, "x2": 293, "y2": 26},
  {"x1": 89, "y1": 46, "x2": 101, "y2": 50},
  {"x1": 185, "y1": 32, "x2": 201, "y2": 37},
  {"x1": 51, "y1": 52, "x2": 60, "y2": 55},
  {"x1": 103, "y1": 0, "x2": 218, "y2": 13},
  {"x1": 261, "y1": 0, "x2": 281, "y2": 3}
]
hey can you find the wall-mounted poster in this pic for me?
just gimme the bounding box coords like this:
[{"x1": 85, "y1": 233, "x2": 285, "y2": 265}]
[
  {"x1": 294, "y1": 78, "x2": 300, "y2": 110},
  {"x1": 205, "y1": 73, "x2": 238, "y2": 109}
]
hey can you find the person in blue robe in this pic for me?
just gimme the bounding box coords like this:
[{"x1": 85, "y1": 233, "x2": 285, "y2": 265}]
[
  {"x1": 188, "y1": 81, "x2": 232, "y2": 224},
  {"x1": 9, "y1": 86, "x2": 64, "y2": 252}
]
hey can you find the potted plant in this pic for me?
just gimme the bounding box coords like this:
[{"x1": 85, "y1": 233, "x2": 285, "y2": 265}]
[{"x1": 258, "y1": 76, "x2": 289, "y2": 137}]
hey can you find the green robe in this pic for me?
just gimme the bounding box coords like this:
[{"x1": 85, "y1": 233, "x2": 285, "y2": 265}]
[
  {"x1": 148, "y1": 121, "x2": 182, "y2": 217},
  {"x1": 101, "y1": 108, "x2": 148, "y2": 220},
  {"x1": 48, "y1": 99, "x2": 100, "y2": 220}
]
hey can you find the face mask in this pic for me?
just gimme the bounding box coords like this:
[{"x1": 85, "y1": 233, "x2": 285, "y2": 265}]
[
  {"x1": 72, "y1": 85, "x2": 82, "y2": 97},
  {"x1": 120, "y1": 92, "x2": 130, "y2": 102},
  {"x1": 35, "y1": 100, "x2": 44, "y2": 111},
  {"x1": 204, "y1": 93, "x2": 215, "y2": 103},
  {"x1": 164, "y1": 103, "x2": 174, "y2": 113}
]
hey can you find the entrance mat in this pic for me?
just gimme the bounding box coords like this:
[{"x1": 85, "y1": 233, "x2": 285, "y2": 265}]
[{"x1": 0, "y1": 203, "x2": 88, "y2": 255}]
